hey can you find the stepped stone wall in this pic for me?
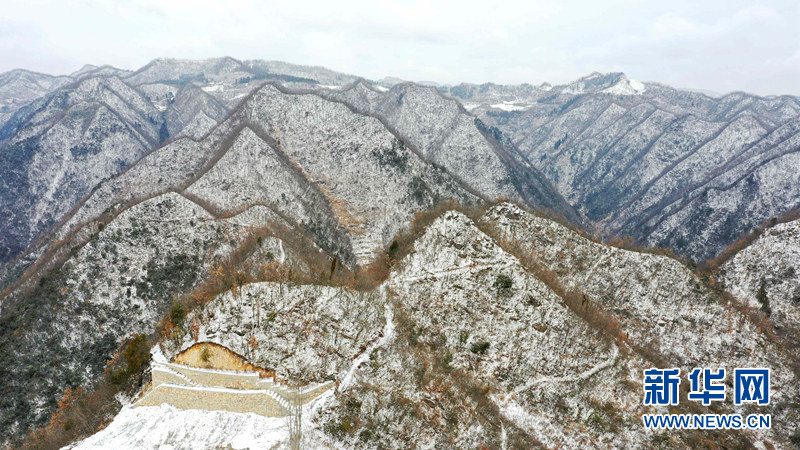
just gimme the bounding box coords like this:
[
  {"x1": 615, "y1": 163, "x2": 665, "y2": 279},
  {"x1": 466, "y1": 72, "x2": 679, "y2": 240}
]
[
  {"x1": 151, "y1": 367, "x2": 196, "y2": 387},
  {"x1": 163, "y1": 362, "x2": 263, "y2": 390},
  {"x1": 135, "y1": 384, "x2": 290, "y2": 417},
  {"x1": 134, "y1": 346, "x2": 334, "y2": 417}
]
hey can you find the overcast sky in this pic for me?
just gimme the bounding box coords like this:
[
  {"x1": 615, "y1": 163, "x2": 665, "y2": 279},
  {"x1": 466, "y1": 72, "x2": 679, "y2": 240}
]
[{"x1": 1, "y1": 0, "x2": 798, "y2": 95}]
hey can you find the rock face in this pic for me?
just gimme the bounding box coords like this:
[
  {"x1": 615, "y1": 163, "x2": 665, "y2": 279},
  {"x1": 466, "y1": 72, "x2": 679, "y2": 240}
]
[{"x1": 455, "y1": 72, "x2": 800, "y2": 261}]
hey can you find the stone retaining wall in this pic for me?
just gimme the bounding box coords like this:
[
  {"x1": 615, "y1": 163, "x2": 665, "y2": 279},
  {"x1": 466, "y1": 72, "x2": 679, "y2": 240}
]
[
  {"x1": 162, "y1": 361, "x2": 263, "y2": 389},
  {"x1": 151, "y1": 367, "x2": 197, "y2": 387},
  {"x1": 136, "y1": 384, "x2": 289, "y2": 417},
  {"x1": 135, "y1": 361, "x2": 334, "y2": 416}
]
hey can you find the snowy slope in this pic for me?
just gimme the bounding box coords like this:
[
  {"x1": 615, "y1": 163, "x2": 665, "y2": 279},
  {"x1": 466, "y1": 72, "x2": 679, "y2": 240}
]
[
  {"x1": 454, "y1": 72, "x2": 800, "y2": 260},
  {"x1": 0, "y1": 76, "x2": 161, "y2": 265},
  {"x1": 0, "y1": 69, "x2": 73, "y2": 129},
  {"x1": 0, "y1": 58, "x2": 799, "y2": 448},
  {"x1": 721, "y1": 218, "x2": 800, "y2": 337},
  {"x1": 69, "y1": 405, "x2": 288, "y2": 450},
  {"x1": 77, "y1": 206, "x2": 800, "y2": 449}
]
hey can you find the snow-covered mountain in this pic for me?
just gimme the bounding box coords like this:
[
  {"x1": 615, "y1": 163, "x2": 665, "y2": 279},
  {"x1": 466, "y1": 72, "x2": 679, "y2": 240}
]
[
  {"x1": 31, "y1": 204, "x2": 800, "y2": 449},
  {"x1": 720, "y1": 216, "x2": 800, "y2": 340},
  {"x1": 451, "y1": 72, "x2": 800, "y2": 261},
  {"x1": 0, "y1": 58, "x2": 799, "y2": 448},
  {"x1": 3, "y1": 61, "x2": 797, "y2": 270},
  {"x1": 0, "y1": 69, "x2": 73, "y2": 129},
  {"x1": 0, "y1": 76, "x2": 162, "y2": 265}
]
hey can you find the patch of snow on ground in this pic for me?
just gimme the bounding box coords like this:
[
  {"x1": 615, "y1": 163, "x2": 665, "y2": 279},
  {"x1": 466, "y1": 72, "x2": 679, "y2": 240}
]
[
  {"x1": 562, "y1": 84, "x2": 584, "y2": 95},
  {"x1": 602, "y1": 78, "x2": 646, "y2": 95},
  {"x1": 151, "y1": 345, "x2": 168, "y2": 363},
  {"x1": 489, "y1": 101, "x2": 529, "y2": 111},
  {"x1": 68, "y1": 405, "x2": 287, "y2": 450},
  {"x1": 492, "y1": 396, "x2": 573, "y2": 448},
  {"x1": 629, "y1": 79, "x2": 645, "y2": 92},
  {"x1": 339, "y1": 302, "x2": 394, "y2": 391},
  {"x1": 202, "y1": 84, "x2": 223, "y2": 92}
]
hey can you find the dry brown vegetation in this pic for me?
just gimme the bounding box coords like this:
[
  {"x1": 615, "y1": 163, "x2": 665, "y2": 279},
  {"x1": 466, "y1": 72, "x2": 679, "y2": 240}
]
[{"x1": 23, "y1": 335, "x2": 151, "y2": 450}]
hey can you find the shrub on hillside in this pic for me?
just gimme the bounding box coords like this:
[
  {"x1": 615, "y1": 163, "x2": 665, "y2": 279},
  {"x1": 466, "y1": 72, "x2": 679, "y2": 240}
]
[
  {"x1": 494, "y1": 274, "x2": 513, "y2": 297},
  {"x1": 757, "y1": 279, "x2": 771, "y2": 316},
  {"x1": 170, "y1": 303, "x2": 186, "y2": 328},
  {"x1": 110, "y1": 334, "x2": 150, "y2": 385},
  {"x1": 470, "y1": 341, "x2": 490, "y2": 355}
]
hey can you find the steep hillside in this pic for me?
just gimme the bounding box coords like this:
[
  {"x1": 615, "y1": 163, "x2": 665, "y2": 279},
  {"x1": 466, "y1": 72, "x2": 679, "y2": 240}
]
[
  {"x1": 163, "y1": 83, "x2": 229, "y2": 138},
  {"x1": 455, "y1": 73, "x2": 800, "y2": 261},
  {"x1": 0, "y1": 191, "x2": 325, "y2": 441},
  {"x1": 0, "y1": 76, "x2": 162, "y2": 265},
  {"x1": 0, "y1": 69, "x2": 73, "y2": 129},
  {"x1": 326, "y1": 81, "x2": 581, "y2": 225},
  {"x1": 67, "y1": 206, "x2": 800, "y2": 449},
  {"x1": 721, "y1": 218, "x2": 800, "y2": 340}
]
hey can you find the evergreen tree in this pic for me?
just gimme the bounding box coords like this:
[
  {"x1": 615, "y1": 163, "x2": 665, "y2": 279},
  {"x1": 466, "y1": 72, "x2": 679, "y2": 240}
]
[
  {"x1": 756, "y1": 278, "x2": 771, "y2": 316},
  {"x1": 158, "y1": 121, "x2": 169, "y2": 143}
]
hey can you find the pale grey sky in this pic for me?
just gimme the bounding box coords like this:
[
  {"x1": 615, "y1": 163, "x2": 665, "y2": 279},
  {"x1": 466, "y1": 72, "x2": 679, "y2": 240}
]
[{"x1": 1, "y1": 0, "x2": 798, "y2": 95}]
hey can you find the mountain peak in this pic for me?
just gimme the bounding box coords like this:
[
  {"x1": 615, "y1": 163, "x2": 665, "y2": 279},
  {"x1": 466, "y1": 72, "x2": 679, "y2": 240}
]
[
  {"x1": 69, "y1": 64, "x2": 98, "y2": 77},
  {"x1": 562, "y1": 72, "x2": 644, "y2": 95}
]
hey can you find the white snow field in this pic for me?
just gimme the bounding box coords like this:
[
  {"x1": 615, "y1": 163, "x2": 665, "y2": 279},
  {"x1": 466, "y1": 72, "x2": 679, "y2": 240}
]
[{"x1": 67, "y1": 405, "x2": 288, "y2": 450}]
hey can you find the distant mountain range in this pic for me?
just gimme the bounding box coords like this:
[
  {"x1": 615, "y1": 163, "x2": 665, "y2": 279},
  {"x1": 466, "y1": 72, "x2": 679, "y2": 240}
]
[
  {"x1": 1, "y1": 60, "x2": 797, "y2": 272},
  {"x1": 446, "y1": 72, "x2": 800, "y2": 261}
]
